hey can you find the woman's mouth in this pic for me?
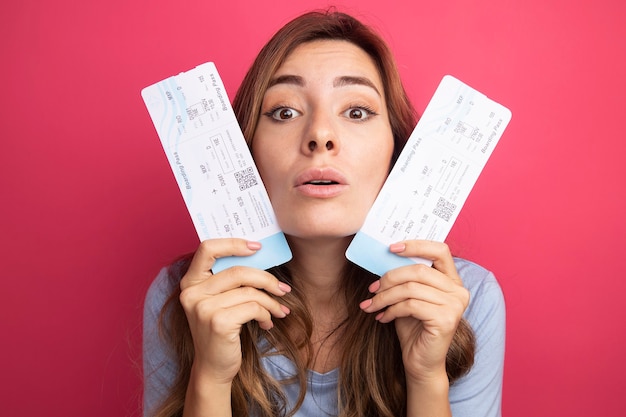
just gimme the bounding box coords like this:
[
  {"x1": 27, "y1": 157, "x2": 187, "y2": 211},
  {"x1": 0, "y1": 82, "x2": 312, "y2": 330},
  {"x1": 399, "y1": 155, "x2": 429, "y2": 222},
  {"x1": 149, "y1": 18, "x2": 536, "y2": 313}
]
[
  {"x1": 295, "y1": 168, "x2": 348, "y2": 198},
  {"x1": 306, "y1": 179, "x2": 339, "y2": 185}
]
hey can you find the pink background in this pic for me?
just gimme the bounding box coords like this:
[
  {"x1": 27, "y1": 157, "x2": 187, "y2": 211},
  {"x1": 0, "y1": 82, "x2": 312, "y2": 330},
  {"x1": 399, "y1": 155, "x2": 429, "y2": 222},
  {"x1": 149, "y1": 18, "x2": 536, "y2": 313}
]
[{"x1": 2, "y1": 0, "x2": 625, "y2": 415}]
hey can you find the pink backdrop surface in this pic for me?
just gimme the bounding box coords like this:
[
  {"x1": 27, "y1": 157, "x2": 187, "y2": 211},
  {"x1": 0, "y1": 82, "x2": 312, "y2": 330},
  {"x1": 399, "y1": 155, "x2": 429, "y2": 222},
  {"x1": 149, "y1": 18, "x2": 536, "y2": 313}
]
[{"x1": 2, "y1": 0, "x2": 625, "y2": 415}]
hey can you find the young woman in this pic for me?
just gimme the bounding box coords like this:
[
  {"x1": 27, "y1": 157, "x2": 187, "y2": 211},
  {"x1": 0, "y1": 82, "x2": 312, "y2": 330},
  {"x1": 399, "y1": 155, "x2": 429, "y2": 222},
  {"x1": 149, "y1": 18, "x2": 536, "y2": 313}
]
[{"x1": 143, "y1": 10, "x2": 505, "y2": 417}]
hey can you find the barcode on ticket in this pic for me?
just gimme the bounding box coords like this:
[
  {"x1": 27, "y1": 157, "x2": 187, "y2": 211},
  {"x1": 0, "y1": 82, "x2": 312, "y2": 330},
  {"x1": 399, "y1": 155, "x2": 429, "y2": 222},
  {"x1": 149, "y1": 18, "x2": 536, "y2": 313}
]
[
  {"x1": 432, "y1": 197, "x2": 457, "y2": 222},
  {"x1": 234, "y1": 167, "x2": 258, "y2": 191}
]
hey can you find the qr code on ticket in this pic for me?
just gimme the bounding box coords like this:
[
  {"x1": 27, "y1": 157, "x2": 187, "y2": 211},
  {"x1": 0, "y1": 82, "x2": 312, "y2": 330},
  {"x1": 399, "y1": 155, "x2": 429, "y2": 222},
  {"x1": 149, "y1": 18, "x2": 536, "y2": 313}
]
[
  {"x1": 433, "y1": 197, "x2": 457, "y2": 222},
  {"x1": 234, "y1": 167, "x2": 258, "y2": 191}
]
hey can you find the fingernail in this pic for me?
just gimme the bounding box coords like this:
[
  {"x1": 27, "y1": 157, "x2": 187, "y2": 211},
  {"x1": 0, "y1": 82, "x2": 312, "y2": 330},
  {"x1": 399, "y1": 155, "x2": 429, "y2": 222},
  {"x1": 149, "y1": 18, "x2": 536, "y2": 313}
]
[
  {"x1": 280, "y1": 305, "x2": 291, "y2": 316},
  {"x1": 368, "y1": 280, "x2": 381, "y2": 293},
  {"x1": 375, "y1": 312, "x2": 385, "y2": 321},
  {"x1": 247, "y1": 241, "x2": 262, "y2": 250},
  {"x1": 389, "y1": 243, "x2": 406, "y2": 253},
  {"x1": 278, "y1": 282, "x2": 292, "y2": 293},
  {"x1": 359, "y1": 299, "x2": 373, "y2": 310}
]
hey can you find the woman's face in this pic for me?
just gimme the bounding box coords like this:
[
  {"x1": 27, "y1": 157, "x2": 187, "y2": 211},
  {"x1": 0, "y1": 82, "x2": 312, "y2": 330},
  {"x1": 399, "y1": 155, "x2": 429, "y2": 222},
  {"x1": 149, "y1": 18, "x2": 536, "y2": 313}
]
[{"x1": 252, "y1": 40, "x2": 394, "y2": 240}]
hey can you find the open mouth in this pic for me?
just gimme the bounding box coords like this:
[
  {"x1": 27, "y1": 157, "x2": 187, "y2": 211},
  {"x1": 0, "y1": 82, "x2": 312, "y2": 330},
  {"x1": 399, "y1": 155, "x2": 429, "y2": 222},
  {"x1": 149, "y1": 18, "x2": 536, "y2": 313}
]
[
  {"x1": 295, "y1": 168, "x2": 347, "y2": 198},
  {"x1": 295, "y1": 168, "x2": 348, "y2": 195}
]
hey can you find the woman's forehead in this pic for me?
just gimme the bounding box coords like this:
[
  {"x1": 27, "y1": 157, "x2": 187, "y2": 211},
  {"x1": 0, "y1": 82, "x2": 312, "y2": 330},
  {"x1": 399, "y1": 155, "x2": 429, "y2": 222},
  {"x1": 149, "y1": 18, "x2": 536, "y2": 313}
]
[{"x1": 272, "y1": 40, "x2": 383, "y2": 88}]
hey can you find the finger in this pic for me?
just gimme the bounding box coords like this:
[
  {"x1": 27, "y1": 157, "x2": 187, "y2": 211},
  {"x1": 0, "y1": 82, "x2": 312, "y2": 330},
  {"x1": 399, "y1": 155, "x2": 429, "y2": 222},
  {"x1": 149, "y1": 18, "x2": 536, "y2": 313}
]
[
  {"x1": 376, "y1": 298, "x2": 464, "y2": 329},
  {"x1": 389, "y1": 240, "x2": 461, "y2": 283},
  {"x1": 180, "y1": 268, "x2": 292, "y2": 319},
  {"x1": 189, "y1": 266, "x2": 292, "y2": 297},
  {"x1": 200, "y1": 286, "x2": 291, "y2": 320},
  {"x1": 373, "y1": 263, "x2": 460, "y2": 295},
  {"x1": 233, "y1": 300, "x2": 289, "y2": 330},
  {"x1": 181, "y1": 238, "x2": 263, "y2": 290},
  {"x1": 360, "y1": 280, "x2": 451, "y2": 314},
  {"x1": 210, "y1": 301, "x2": 276, "y2": 333}
]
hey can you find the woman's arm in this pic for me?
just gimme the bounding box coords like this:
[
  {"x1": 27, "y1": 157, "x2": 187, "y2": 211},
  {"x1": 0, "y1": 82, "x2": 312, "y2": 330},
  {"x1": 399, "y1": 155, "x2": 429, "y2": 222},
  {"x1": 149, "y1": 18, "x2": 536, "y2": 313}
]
[
  {"x1": 143, "y1": 238, "x2": 291, "y2": 417},
  {"x1": 178, "y1": 238, "x2": 291, "y2": 417},
  {"x1": 360, "y1": 240, "x2": 470, "y2": 417}
]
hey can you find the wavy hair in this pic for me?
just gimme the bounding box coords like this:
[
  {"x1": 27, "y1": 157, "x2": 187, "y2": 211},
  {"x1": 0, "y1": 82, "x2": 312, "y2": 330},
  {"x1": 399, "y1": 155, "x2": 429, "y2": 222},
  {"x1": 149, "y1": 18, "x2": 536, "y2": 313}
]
[{"x1": 153, "y1": 10, "x2": 475, "y2": 417}]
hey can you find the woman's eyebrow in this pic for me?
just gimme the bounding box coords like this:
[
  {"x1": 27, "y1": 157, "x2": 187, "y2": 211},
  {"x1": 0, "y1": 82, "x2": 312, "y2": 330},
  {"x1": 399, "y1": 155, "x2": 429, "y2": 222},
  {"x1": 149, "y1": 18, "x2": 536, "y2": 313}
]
[
  {"x1": 333, "y1": 76, "x2": 381, "y2": 97},
  {"x1": 267, "y1": 74, "x2": 381, "y2": 97},
  {"x1": 268, "y1": 74, "x2": 305, "y2": 88}
]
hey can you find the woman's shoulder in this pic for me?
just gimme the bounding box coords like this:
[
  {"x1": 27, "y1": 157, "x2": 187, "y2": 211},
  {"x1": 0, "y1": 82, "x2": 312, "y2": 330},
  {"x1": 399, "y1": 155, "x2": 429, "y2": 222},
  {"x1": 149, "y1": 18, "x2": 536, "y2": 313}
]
[
  {"x1": 144, "y1": 266, "x2": 174, "y2": 313},
  {"x1": 454, "y1": 257, "x2": 501, "y2": 293},
  {"x1": 145, "y1": 255, "x2": 193, "y2": 311},
  {"x1": 453, "y1": 257, "x2": 505, "y2": 323}
]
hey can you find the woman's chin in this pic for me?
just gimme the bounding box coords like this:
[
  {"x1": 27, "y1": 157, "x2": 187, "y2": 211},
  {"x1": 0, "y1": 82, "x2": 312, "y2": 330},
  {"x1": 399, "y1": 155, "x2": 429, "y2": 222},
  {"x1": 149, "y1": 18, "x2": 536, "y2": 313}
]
[
  {"x1": 282, "y1": 224, "x2": 360, "y2": 243},
  {"x1": 275, "y1": 208, "x2": 366, "y2": 239}
]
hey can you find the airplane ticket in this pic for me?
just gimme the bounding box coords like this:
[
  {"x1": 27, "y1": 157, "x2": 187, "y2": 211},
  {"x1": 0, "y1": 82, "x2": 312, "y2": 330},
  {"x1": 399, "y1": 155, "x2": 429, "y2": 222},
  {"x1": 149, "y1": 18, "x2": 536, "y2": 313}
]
[
  {"x1": 141, "y1": 62, "x2": 292, "y2": 272},
  {"x1": 346, "y1": 75, "x2": 511, "y2": 276}
]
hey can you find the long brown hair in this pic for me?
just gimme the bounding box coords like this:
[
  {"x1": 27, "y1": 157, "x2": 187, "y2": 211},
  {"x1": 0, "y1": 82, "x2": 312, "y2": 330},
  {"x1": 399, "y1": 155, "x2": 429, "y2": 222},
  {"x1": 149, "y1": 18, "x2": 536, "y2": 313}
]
[{"x1": 153, "y1": 10, "x2": 475, "y2": 417}]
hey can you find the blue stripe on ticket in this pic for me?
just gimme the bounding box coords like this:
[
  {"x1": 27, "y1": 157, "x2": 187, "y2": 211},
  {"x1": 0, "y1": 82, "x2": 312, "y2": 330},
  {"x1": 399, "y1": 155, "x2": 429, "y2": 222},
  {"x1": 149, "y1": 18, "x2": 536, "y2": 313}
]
[
  {"x1": 346, "y1": 232, "x2": 417, "y2": 277},
  {"x1": 212, "y1": 232, "x2": 292, "y2": 273}
]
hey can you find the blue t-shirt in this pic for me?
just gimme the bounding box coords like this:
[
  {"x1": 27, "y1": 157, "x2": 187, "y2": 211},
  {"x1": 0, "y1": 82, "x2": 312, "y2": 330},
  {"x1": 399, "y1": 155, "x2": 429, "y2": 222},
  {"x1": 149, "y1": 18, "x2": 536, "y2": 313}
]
[{"x1": 143, "y1": 258, "x2": 506, "y2": 417}]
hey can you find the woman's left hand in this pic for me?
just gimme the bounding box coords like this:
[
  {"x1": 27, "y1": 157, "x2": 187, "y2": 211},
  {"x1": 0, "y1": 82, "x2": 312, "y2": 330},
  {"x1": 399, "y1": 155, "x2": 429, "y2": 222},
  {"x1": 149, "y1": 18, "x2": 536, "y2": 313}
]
[{"x1": 359, "y1": 240, "x2": 470, "y2": 384}]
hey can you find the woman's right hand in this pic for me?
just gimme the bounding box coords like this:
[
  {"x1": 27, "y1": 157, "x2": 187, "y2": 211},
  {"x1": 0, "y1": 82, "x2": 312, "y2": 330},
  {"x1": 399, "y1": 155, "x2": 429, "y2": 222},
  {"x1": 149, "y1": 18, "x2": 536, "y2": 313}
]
[{"x1": 179, "y1": 238, "x2": 291, "y2": 385}]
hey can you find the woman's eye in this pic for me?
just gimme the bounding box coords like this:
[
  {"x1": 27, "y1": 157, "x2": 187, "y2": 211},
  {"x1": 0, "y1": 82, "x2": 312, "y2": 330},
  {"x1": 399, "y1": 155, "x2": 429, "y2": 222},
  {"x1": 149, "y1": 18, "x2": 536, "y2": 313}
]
[
  {"x1": 343, "y1": 107, "x2": 376, "y2": 121},
  {"x1": 268, "y1": 107, "x2": 301, "y2": 121}
]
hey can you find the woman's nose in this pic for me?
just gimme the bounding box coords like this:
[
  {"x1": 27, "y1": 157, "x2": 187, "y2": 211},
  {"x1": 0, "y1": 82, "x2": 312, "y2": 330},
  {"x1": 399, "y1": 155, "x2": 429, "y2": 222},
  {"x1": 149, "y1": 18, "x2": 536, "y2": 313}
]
[
  {"x1": 303, "y1": 112, "x2": 340, "y2": 154},
  {"x1": 307, "y1": 140, "x2": 334, "y2": 151}
]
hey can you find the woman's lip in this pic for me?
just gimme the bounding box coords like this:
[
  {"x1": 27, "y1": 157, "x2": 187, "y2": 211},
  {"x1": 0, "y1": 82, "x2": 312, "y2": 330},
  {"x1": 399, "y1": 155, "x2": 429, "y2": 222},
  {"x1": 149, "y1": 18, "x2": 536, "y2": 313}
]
[
  {"x1": 295, "y1": 183, "x2": 348, "y2": 198},
  {"x1": 294, "y1": 167, "x2": 349, "y2": 198},
  {"x1": 294, "y1": 167, "x2": 348, "y2": 186}
]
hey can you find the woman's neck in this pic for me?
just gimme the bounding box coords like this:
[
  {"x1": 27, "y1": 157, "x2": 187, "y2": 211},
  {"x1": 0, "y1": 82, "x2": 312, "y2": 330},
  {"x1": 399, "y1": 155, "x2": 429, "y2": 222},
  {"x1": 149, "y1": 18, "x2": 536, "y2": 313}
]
[
  {"x1": 286, "y1": 235, "x2": 351, "y2": 305},
  {"x1": 283, "y1": 235, "x2": 354, "y2": 373}
]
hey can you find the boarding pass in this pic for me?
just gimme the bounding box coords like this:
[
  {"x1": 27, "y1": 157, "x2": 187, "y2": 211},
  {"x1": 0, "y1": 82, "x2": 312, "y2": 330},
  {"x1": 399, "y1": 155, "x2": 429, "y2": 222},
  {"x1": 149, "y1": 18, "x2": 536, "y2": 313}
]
[
  {"x1": 346, "y1": 75, "x2": 511, "y2": 276},
  {"x1": 141, "y1": 62, "x2": 292, "y2": 272}
]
